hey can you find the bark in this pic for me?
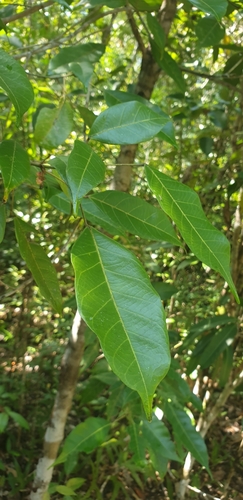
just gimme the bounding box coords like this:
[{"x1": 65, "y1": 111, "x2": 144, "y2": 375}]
[
  {"x1": 112, "y1": 0, "x2": 177, "y2": 192},
  {"x1": 29, "y1": 311, "x2": 86, "y2": 500}
]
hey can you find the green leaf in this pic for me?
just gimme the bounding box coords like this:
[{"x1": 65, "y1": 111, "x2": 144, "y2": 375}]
[
  {"x1": 128, "y1": 422, "x2": 146, "y2": 464},
  {"x1": 199, "y1": 137, "x2": 213, "y2": 155},
  {"x1": 0, "y1": 205, "x2": 6, "y2": 243},
  {"x1": 34, "y1": 102, "x2": 73, "y2": 149},
  {"x1": 198, "y1": 323, "x2": 237, "y2": 368},
  {"x1": 147, "y1": 13, "x2": 166, "y2": 53},
  {"x1": 195, "y1": 17, "x2": 225, "y2": 47},
  {"x1": 152, "y1": 282, "x2": 178, "y2": 300},
  {"x1": 157, "y1": 121, "x2": 177, "y2": 147},
  {"x1": 90, "y1": 101, "x2": 170, "y2": 145},
  {"x1": 71, "y1": 228, "x2": 170, "y2": 419},
  {"x1": 66, "y1": 140, "x2": 106, "y2": 215},
  {"x1": 82, "y1": 198, "x2": 125, "y2": 236},
  {"x1": 62, "y1": 417, "x2": 110, "y2": 458},
  {"x1": 49, "y1": 192, "x2": 72, "y2": 215},
  {"x1": 0, "y1": 140, "x2": 30, "y2": 202},
  {"x1": 188, "y1": 0, "x2": 227, "y2": 20},
  {"x1": 159, "y1": 52, "x2": 186, "y2": 93},
  {"x1": 90, "y1": 191, "x2": 180, "y2": 245},
  {"x1": 164, "y1": 402, "x2": 210, "y2": 471},
  {"x1": 129, "y1": 0, "x2": 161, "y2": 11},
  {"x1": 0, "y1": 412, "x2": 8, "y2": 433},
  {"x1": 0, "y1": 49, "x2": 34, "y2": 123},
  {"x1": 142, "y1": 417, "x2": 180, "y2": 461},
  {"x1": 77, "y1": 106, "x2": 96, "y2": 127},
  {"x1": 145, "y1": 166, "x2": 239, "y2": 302},
  {"x1": 66, "y1": 478, "x2": 86, "y2": 490},
  {"x1": 55, "y1": 485, "x2": 76, "y2": 496},
  {"x1": 6, "y1": 410, "x2": 29, "y2": 429},
  {"x1": 14, "y1": 218, "x2": 63, "y2": 314},
  {"x1": 50, "y1": 43, "x2": 105, "y2": 70}
]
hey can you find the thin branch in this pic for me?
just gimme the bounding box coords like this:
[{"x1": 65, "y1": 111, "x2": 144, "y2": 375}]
[
  {"x1": 126, "y1": 8, "x2": 146, "y2": 56},
  {"x1": 180, "y1": 66, "x2": 241, "y2": 91},
  {"x1": 2, "y1": 0, "x2": 54, "y2": 25}
]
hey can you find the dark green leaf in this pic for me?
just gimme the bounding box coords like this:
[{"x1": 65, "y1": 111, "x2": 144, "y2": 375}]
[
  {"x1": 142, "y1": 417, "x2": 180, "y2": 461},
  {"x1": 152, "y1": 282, "x2": 178, "y2": 300},
  {"x1": 188, "y1": 0, "x2": 227, "y2": 20},
  {"x1": 34, "y1": 102, "x2": 73, "y2": 149},
  {"x1": 164, "y1": 402, "x2": 210, "y2": 471},
  {"x1": 0, "y1": 140, "x2": 30, "y2": 202},
  {"x1": 59, "y1": 417, "x2": 110, "y2": 461},
  {"x1": 198, "y1": 324, "x2": 237, "y2": 368},
  {"x1": 66, "y1": 140, "x2": 106, "y2": 215},
  {"x1": 147, "y1": 13, "x2": 166, "y2": 53},
  {"x1": 223, "y1": 53, "x2": 243, "y2": 86},
  {"x1": 128, "y1": 422, "x2": 146, "y2": 464},
  {"x1": 159, "y1": 52, "x2": 186, "y2": 93},
  {"x1": 90, "y1": 101, "x2": 170, "y2": 145},
  {"x1": 0, "y1": 205, "x2": 6, "y2": 243},
  {"x1": 77, "y1": 106, "x2": 96, "y2": 127},
  {"x1": 145, "y1": 166, "x2": 239, "y2": 302},
  {"x1": 50, "y1": 43, "x2": 105, "y2": 70},
  {"x1": 14, "y1": 218, "x2": 63, "y2": 314},
  {"x1": 199, "y1": 137, "x2": 213, "y2": 155},
  {"x1": 195, "y1": 17, "x2": 225, "y2": 47},
  {"x1": 6, "y1": 410, "x2": 29, "y2": 429},
  {"x1": 0, "y1": 49, "x2": 33, "y2": 123},
  {"x1": 71, "y1": 228, "x2": 170, "y2": 419},
  {"x1": 82, "y1": 198, "x2": 125, "y2": 236},
  {"x1": 90, "y1": 191, "x2": 181, "y2": 245},
  {"x1": 0, "y1": 412, "x2": 8, "y2": 433}
]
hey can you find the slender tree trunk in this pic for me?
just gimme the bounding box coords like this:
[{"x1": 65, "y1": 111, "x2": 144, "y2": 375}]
[
  {"x1": 111, "y1": 0, "x2": 177, "y2": 192},
  {"x1": 29, "y1": 311, "x2": 86, "y2": 500}
]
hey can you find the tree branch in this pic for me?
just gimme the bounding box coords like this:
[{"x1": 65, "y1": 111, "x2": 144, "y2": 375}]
[{"x1": 2, "y1": 0, "x2": 54, "y2": 25}]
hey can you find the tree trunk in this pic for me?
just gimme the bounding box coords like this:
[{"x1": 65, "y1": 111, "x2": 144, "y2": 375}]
[
  {"x1": 112, "y1": 0, "x2": 177, "y2": 192},
  {"x1": 29, "y1": 311, "x2": 86, "y2": 500}
]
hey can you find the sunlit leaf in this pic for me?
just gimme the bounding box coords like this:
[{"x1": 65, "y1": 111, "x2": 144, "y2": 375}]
[
  {"x1": 34, "y1": 102, "x2": 73, "y2": 149},
  {"x1": 71, "y1": 227, "x2": 170, "y2": 419},
  {"x1": 0, "y1": 140, "x2": 30, "y2": 202},
  {"x1": 188, "y1": 0, "x2": 227, "y2": 20},
  {"x1": 145, "y1": 166, "x2": 239, "y2": 302},
  {"x1": 14, "y1": 218, "x2": 62, "y2": 314},
  {"x1": 90, "y1": 191, "x2": 181, "y2": 245},
  {"x1": 0, "y1": 49, "x2": 33, "y2": 123},
  {"x1": 90, "y1": 101, "x2": 170, "y2": 145},
  {"x1": 66, "y1": 140, "x2": 106, "y2": 215},
  {"x1": 164, "y1": 402, "x2": 210, "y2": 472}
]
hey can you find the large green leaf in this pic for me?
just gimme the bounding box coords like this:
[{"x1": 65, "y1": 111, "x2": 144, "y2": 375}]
[
  {"x1": 159, "y1": 52, "x2": 186, "y2": 93},
  {"x1": 34, "y1": 102, "x2": 73, "y2": 149},
  {"x1": 145, "y1": 166, "x2": 239, "y2": 302},
  {"x1": 14, "y1": 218, "x2": 62, "y2": 314},
  {"x1": 195, "y1": 17, "x2": 225, "y2": 47},
  {"x1": 0, "y1": 140, "x2": 30, "y2": 202},
  {"x1": 0, "y1": 49, "x2": 34, "y2": 123},
  {"x1": 55, "y1": 417, "x2": 110, "y2": 464},
  {"x1": 90, "y1": 101, "x2": 170, "y2": 145},
  {"x1": 66, "y1": 140, "x2": 106, "y2": 215},
  {"x1": 90, "y1": 191, "x2": 180, "y2": 245},
  {"x1": 164, "y1": 402, "x2": 209, "y2": 472},
  {"x1": 50, "y1": 43, "x2": 105, "y2": 70},
  {"x1": 142, "y1": 417, "x2": 180, "y2": 462},
  {"x1": 0, "y1": 205, "x2": 6, "y2": 243},
  {"x1": 188, "y1": 0, "x2": 227, "y2": 20},
  {"x1": 71, "y1": 228, "x2": 170, "y2": 419},
  {"x1": 146, "y1": 13, "x2": 165, "y2": 53},
  {"x1": 82, "y1": 198, "x2": 125, "y2": 236}
]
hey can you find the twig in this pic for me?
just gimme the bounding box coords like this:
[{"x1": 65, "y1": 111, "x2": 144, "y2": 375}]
[
  {"x1": 2, "y1": 0, "x2": 54, "y2": 25},
  {"x1": 126, "y1": 8, "x2": 146, "y2": 56}
]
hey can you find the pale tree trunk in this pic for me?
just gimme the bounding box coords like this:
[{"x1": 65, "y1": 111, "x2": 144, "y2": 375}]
[
  {"x1": 29, "y1": 311, "x2": 86, "y2": 500},
  {"x1": 111, "y1": 0, "x2": 177, "y2": 192}
]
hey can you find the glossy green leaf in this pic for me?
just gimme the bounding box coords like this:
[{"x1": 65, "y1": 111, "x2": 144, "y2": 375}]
[
  {"x1": 0, "y1": 205, "x2": 6, "y2": 243},
  {"x1": 50, "y1": 43, "x2": 105, "y2": 71},
  {"x1": 145, "y1": 166, "x2": 239, "y2": 302},
  {"x1": 0, "y1": 49, "x2": 34, "y2": 123},
  {"x1": 142, "y1": 417, "x2": 180, "y2": 461},
  {"x1": 90, "y1": 101, "x2": 170, "y2": 145},
  {"x1": 90, "y1": 191, "x2": 180, "y2": 245},
  {"x1": 71, "y1": 228, "x2": 170, "y2": 419},
  {"x1": 49, "y1": 192, "x2": 72, "y2": 215},
  {"x1": 164, "y1": 402, "x2": 210, "y2": 471},
  {"x1": 195, "y1": 17, "x2": 225, "y2": 47},
  {"x1": 82, "y1": 198, "x2": 125, "y2": 236},
  {"x1": 147, "y1": 13, "x2": 165, "y2": 53},
  {"x1": 188, "y1": 0, "x2": 227, "y2": 20},
  {"x1": 0, "y1": 140, "x2": 30, "y2": 202},
  {"x1": 34, "y1": 102, "x2": 73, "y2": 149},
  {"x1": 198, "y1": 323, "x2": 237, "y2": 368},
  {"x1": 159, "y1": 52, "x2": 186, "y2": 93},
  {"x1": 61, "y1": 417, "x2": 110, "y2": 460},
  {"x1": 66, "y1": 140, "x2": 106, "y2": 215},
  {"x1": 14, "y1": 218, "x2": 62, "y2": 314}
]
